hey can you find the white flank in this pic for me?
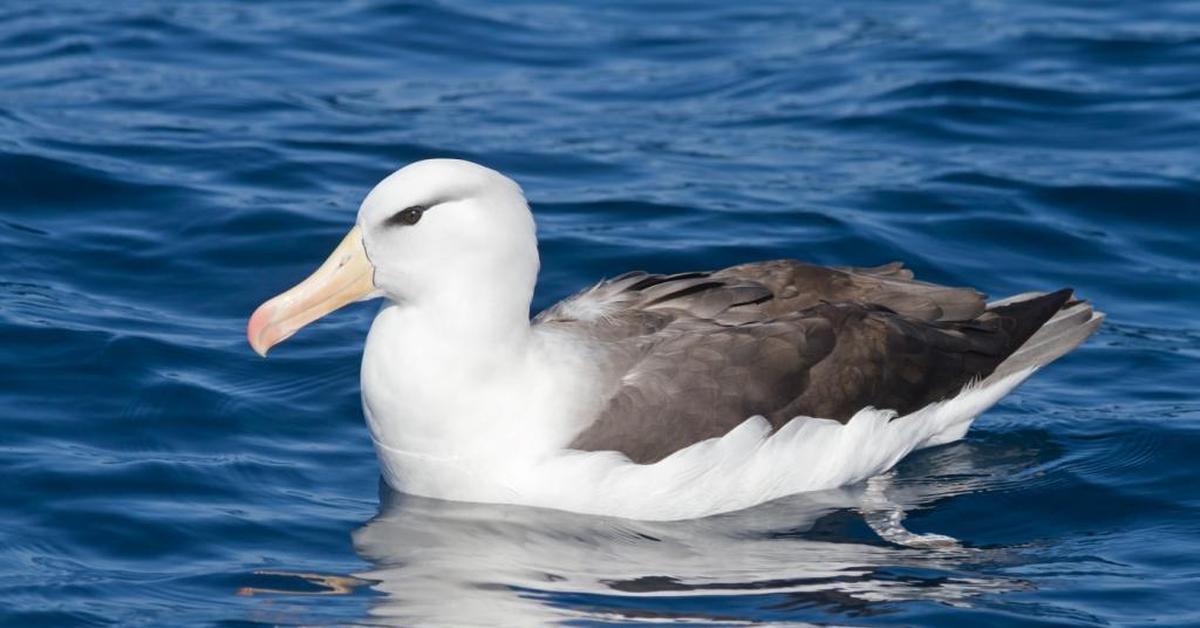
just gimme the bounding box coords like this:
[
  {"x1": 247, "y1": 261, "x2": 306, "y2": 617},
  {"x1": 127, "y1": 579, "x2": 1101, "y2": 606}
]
[{"x1": 369, "y1": 365, "x2": 1037, "y2": 521}]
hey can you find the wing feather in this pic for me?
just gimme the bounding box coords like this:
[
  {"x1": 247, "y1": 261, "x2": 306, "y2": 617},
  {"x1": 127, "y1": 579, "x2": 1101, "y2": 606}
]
[{"x1": 534, "y1": 260, "x2": 1079, "y2": 464}]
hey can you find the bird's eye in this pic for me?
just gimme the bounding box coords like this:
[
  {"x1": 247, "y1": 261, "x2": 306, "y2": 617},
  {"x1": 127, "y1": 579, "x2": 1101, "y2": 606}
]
[{"x1": 387, "y1": 205, "x2": 425, "y2": 227}]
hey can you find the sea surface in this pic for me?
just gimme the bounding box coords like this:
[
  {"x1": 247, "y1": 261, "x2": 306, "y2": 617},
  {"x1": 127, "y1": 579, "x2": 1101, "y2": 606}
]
[{"x1": 2, "y1": 1, "x2": 1198, "y2": 625}]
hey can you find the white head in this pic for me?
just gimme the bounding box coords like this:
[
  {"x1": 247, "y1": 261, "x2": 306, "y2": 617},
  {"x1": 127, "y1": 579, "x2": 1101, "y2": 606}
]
[{"x1": 248, "y1": 159, "x2": 539, "y2": 356}]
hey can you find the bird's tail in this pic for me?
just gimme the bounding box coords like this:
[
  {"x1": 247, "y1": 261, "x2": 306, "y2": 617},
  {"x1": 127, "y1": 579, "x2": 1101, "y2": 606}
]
[{"x1": 983, "y1": 290, "x2": 1104, "y2": 384}]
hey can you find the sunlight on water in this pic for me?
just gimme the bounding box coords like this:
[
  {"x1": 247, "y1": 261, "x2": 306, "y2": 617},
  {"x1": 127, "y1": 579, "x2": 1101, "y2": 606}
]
[{"x1": 2, "y1": 0, "x2": 1198, "y2": 625}]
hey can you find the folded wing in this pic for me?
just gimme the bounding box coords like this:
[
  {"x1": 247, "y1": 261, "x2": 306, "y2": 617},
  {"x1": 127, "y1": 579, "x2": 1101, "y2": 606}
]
[{"x1": 535, "y1": 260, "x2": 1086, "y2": 464}]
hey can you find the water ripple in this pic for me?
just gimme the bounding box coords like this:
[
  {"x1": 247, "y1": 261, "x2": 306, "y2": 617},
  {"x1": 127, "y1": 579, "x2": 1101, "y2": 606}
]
[{"x1": 1, "y1": 0, "x2": 1198, "y2": 625}]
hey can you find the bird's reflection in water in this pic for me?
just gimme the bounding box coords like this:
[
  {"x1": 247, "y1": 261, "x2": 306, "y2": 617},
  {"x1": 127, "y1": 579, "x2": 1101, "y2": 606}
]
[{"x1": 348, "y1": 437, "x2": 1049, "y2": 626}]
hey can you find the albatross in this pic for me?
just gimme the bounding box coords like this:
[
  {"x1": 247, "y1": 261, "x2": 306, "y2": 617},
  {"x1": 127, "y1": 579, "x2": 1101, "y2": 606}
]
[{"x1": 247, "y1": 159, "x2": 1102, "y2": 521}]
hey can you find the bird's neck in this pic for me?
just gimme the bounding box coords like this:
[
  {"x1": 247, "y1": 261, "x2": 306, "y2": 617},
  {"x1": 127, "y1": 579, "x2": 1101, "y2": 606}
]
[
  {"x1": 361, "y1": 269, "x2": 541, "y2": 445},
  {"x1": 413, "y1": 272, "x2": 535, "y2": 350}
]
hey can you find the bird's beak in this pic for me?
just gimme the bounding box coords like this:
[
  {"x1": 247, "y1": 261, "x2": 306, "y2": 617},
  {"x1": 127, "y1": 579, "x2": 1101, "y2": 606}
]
[{"x1": 247, "y1": 225, "x2": 376, "y2": 357}]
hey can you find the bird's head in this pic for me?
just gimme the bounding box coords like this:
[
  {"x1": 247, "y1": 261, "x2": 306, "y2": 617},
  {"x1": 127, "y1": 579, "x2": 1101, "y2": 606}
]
[{"x1": 247, "y1": 159, "x2": 537, "y2": 356}]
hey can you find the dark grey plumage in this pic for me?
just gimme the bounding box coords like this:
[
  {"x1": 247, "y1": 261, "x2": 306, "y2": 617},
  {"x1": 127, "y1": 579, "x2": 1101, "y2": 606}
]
[{"x1": 535, "y1": 260, "x2": 1099, "y2": 464}]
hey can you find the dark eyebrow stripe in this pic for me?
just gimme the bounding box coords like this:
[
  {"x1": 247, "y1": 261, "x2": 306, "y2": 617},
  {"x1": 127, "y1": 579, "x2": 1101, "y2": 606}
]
[
  {"x1": 382, "y1": 197, "x2": 452, "y2": 227},
  {"x1": 384, "y1": 206, "x2": 422, "y2": 227}
]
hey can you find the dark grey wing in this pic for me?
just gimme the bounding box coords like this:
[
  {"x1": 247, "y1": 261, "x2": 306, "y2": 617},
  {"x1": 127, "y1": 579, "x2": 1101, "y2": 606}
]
[
  {"x1": 567, "y1": 290, "x2": 1074, "y2": 464},
  {"x1": 535, "y1": 260, "x2": 987, "y2": 330},
  {"x1": 567, "y1": 316, "x2": 836, "y2": 464},
  {"x1": 711, "y1": 260, "x2": 987, "y2": 322},
  {"x1": 770, "y1": 290, "x2": 1071, "y2": 423}
]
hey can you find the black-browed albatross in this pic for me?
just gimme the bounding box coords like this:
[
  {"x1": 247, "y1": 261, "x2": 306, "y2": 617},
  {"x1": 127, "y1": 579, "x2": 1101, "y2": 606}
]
[{"x1": 248, "y1": 159, "x2": 1102, "y2": 520}]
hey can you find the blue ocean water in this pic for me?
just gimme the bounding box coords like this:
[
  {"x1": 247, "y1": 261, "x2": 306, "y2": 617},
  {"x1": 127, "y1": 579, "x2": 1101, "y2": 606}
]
[{"x1": 2, "y1": 0, "x2": 1198, "y2": 625}]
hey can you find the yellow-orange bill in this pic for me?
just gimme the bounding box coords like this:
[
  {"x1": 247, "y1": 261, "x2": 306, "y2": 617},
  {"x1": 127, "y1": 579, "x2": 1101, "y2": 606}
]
[{"x1": 247, "y1": 226, "x2": 375, "y2": 356}]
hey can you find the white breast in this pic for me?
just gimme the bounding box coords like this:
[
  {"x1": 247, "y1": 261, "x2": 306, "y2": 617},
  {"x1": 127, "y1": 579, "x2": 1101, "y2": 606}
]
[{"x1": 360, "y1": 301, "x2": 607, "y2": 498}]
